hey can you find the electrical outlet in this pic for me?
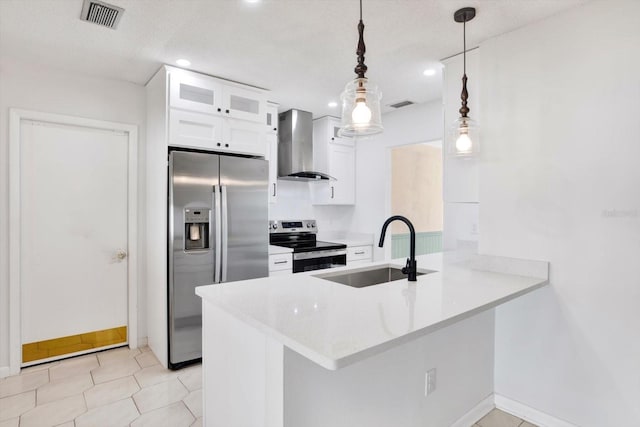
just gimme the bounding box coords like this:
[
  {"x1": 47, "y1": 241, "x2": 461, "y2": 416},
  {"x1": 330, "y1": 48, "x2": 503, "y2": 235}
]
[{"x1": 425, "y1": 368, "x2": 437, "y2": 396}]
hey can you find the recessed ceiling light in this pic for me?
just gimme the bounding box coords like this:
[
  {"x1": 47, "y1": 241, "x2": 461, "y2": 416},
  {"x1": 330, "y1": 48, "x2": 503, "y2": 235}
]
[
  {"x1": 176, "y1": 59, "x2": 191, "y2": 67},
  {"x1": 245, "y1": 0, "x2": 261, "y2": 3},
  {"x1": 423, "y1": 68, "x2": 436, "y2": 76},
  {"x1": 328, "y1": 101, "x2": 338, "y2": 108}
]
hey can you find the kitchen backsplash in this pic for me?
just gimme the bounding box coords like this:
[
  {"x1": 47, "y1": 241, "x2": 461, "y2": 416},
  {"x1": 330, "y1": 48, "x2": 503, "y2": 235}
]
[{"x1": 269, "y1": 180, "x2": 355, "y2": 232}]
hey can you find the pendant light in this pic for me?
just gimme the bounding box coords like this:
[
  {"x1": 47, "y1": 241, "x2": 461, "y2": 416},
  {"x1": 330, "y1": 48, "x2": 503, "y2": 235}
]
[
  {"x1": 338, "y1": 0, "x2": 383, "y2": 138},
  {"x1": 450, "y1": 7, "x2": 478, "y2": 156}
]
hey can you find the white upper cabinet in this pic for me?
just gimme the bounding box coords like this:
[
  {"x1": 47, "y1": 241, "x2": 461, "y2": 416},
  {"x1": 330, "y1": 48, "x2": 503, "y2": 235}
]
[
  {"x1": 169, "y1": 70, "x2": 223, "y2": 115},
  {"x1": 222, "y1": 85, "x2": 267, "y2": 124},
  {"x1": 164, "y1": 66, "x2": 269, "y2": 156},
  {"x1": 265, "y1": 102, "x2": 279, "y2": 203},
  {"x1": 326, "y1": 117, "x2": 354, "y2": 147},
  {"x1": 266, "y1": 133, "x2": 278, "y2": 203},
  {"x1": 266, "y1": 102, "x2": 278, "y2": 134},
  {"x1": 169, "y1": 110, "x2": 223, "y2": 151},
  {"x1": 222, "y1": 118, "x2": 266, "y2": 157},
  {"x1": 311, "y1": 116, "x2": 356, "y2": 205}
]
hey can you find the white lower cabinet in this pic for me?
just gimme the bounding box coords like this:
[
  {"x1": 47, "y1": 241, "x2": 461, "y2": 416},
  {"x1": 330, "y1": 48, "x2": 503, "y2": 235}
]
[
  {"x1": 269, "y1": 253, "x2": 292, "y2": 276},
  {"x1": 347, "y1": 245, "x2": 373, "y2": 266}
]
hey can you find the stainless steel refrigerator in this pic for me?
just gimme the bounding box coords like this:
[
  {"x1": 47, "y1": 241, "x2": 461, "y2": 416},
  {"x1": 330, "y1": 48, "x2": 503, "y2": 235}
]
[{"x1": 168, "y1": 150, "x2": 269, "y2": 368}]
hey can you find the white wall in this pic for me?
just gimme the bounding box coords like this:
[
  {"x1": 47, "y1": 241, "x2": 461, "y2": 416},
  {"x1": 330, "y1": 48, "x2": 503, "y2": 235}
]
[
  {"x1": 0, "y1": 57, "x2": 147, "y2": 370},
  {"x1": 479, "y1": 2, "x2": 640, "y2": 426},
  {"x1": 351, "y1": 101, "x2": 443, "y2": 260}
]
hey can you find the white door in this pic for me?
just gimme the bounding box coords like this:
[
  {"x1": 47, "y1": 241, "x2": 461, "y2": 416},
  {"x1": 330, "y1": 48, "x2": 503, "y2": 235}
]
[{"x1": 20, "y1": 119, "x2": 130, "y2": 365}]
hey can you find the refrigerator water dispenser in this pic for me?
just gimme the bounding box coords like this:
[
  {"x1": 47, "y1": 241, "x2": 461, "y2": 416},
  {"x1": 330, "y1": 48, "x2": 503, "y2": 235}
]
[{"x1": 184, "y1": 208, "x2": 210, "y2": 251}]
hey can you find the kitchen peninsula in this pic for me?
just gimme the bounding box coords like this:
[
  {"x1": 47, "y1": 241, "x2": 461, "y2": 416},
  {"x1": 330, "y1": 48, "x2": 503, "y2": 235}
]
[{"x1": 195, "y1": 253, "x2": 548, "y2": 427}]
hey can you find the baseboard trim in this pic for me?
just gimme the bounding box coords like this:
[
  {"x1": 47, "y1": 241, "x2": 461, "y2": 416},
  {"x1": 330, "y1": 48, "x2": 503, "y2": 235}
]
[
  {"x1": 450, "y1": 394, "x2": 495, "y2": 427},
  {"x1": 137, "y1": 336, "x2": 148, "y2": 348},
  {"x1": 0, "y1": 366, "x2": 11, "y2": 379},
  {"x1": 495, "y1": 394, "x2": 578, "y2": 427}
]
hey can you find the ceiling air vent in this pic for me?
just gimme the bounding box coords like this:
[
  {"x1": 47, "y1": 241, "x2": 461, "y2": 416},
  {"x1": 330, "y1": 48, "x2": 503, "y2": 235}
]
[
  {"x1": 80, "y1": 0, "x2": 124, "y2": 29},
  {"x1": 388, "y1": 100, "x2": 415, "y2": 109}
]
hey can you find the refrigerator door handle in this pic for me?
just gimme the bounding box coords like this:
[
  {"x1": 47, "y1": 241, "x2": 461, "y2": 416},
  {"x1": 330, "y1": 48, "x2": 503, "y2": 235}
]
[
  {"x1": 213, "y1": 185, "x2": 222, "y2": 284},
  {"x1": 221, "y1": 185, "x2": 229, "y2": 283}
]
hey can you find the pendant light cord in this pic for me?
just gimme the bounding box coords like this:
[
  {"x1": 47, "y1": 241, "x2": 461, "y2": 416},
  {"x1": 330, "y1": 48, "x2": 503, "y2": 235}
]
[
  {"x1": 463, "y1": 19, "x2": 466, "y2": 76},
  {"x1": 459, "y1": 16, "x2": 469, "y2": 117},
  {"x1": 354, "y1": 0, "x2": 367, "y2": 78}
]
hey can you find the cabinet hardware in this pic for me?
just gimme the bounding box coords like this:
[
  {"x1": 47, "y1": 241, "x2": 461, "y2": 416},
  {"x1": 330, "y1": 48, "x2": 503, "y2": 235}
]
[
  {"x1": 272, "y1": 183, "x2": 277, "y2": 197},
  {"x1": 217, "y1": 143, "x2": 221, "y2": 146},
  {"x1": 331, "y1": 186, "x2": 334, "y2": 199},
  {"x1": 274, "y1": 260, "x2": 288, "y2": 265},
  {"x1": 217, "y1": 108, "x2": 222, "y2": 112},
  {"x1": 225, "y1": 143, "x2": 229, "y2": 148},
  {"x1": 273, "y1": 127, "x2": 277, "y2": 131},
  {"x1": 225, "y1": 109, "x2": 230, "y2": 114},
  {"x1": 331, "y1": 137, "x2": 335, "y2": 141},
  {"x1": 354, "y1": 251, "x2": 365, "y2": 255}
]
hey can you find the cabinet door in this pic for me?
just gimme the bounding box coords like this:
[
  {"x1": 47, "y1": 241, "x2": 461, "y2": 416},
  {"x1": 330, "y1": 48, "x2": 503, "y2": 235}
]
[
  {"x1": 266, "y1": 104, "x2": 279, "y2": 134},
  {"x1": 169, "y1": 109, "x2": 223, "y2": 150},
  {"x1": 169, "y1": 71, "x2": 223, "y2": 115},
  {"x1": 328, "y1": 144, "x2": 355, "y2": 204},
  {"x1": 222, "y1": 85, "x2": 266, "y2": 124},
  {"x1": 327, "y1": 117, "x2": 354, "y2": 147},
  {"x1": 310, "y1": 144, "x2": 355, "y2": 205},
  {"x1": 222, "y1": 118, "x2": 266, "y2": 157},
  {"x1": 266, "y1": 133, "x2": 278, "y2": 203}
]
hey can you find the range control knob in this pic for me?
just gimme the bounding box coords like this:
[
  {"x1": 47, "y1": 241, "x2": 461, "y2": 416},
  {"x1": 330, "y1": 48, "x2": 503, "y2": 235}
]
[
  {"x1": 310, "y1": 222, "x2": 316, "y2": 228},
  {"x1": 269, "y1": 223, "x2": 278, "y2": 230}
]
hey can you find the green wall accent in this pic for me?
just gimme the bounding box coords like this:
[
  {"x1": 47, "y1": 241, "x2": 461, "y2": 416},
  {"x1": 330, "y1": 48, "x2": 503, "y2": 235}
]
[{"x1": 391, "y1": 231, "x2": 443, "y2": 259}]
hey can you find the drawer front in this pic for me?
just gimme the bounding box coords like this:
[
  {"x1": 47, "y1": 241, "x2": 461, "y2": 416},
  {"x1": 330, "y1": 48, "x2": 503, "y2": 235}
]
[
  {"x1": 169, "y1": 109, "x2": 223, "y2": 150},
  {"x1": 347, "y1": 245, "x2": 372, "y2": 261},
  {"x1": 269, "y1": 254, "x2": 292, "y2": 272}
]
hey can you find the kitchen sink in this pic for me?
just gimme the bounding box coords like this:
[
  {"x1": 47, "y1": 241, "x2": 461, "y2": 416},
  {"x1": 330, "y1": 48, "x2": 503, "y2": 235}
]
[{"x1": 314, "y1": 265, "x2": 434, "y2": 288}]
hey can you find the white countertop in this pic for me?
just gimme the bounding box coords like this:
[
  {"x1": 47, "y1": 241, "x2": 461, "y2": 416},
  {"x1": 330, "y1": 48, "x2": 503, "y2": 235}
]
[
  {"x1": 268, "y1": 244, "x2": 293, "y2": 255},
  {"x1": 196, "y1": 252, "x2": 548, "y2": 370}
]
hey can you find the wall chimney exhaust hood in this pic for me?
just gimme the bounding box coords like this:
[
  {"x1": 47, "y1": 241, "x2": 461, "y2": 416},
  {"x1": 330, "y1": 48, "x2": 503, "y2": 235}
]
[{"x1": 278, "y1": 109, "x2": 335, "y2": 181}]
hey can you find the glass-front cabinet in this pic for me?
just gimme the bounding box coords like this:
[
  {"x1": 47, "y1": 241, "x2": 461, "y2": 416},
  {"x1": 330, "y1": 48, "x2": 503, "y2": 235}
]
[
  {"x1": 222, "y1": 85, "x2": 267, "y2": 124},
  {"x1": 169, "y1": 70, "x2": 223, "y2": 115}
]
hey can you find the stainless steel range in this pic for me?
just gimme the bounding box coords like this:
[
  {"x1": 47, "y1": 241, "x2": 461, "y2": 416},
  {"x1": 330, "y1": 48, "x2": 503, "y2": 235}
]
[{"x1": 269, "y1": 220, "x2": 347, "y2": 273}]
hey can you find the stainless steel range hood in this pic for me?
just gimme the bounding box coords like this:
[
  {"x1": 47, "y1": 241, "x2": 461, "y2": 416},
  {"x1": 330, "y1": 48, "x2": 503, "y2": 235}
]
[{"x1": 277, "y1": 109, "x2": 334, "y2": 181}]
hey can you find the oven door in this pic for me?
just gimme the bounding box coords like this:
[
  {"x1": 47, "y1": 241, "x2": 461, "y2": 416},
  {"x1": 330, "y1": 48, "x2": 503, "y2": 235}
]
[{"x1": 293, "y1": 249, "x2": 347, "y2": 273}]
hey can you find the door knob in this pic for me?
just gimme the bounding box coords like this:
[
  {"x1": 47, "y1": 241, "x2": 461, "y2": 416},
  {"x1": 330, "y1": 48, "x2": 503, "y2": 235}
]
[{"x1": 116, "y1": 250, "x2": 127, "y2": 261}]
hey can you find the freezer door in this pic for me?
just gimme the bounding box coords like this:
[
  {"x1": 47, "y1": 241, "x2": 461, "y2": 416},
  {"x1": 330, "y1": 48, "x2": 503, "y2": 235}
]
[
  {"x1": 169, "y1": 150, "x2": 219, "y2": 367},
  {"x1": 219, "y1": 156, "x2": 269, "y2": 282}
]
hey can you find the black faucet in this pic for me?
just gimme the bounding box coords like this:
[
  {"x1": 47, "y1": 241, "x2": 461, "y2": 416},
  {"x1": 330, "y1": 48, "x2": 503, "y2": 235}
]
[{"x1": 378, "y1": 215, "x2": 417, "y2": 281}]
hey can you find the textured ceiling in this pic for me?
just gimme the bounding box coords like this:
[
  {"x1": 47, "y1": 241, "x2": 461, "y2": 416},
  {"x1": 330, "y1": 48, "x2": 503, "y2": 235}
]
[{"x1": 0, "y1": 0, "x2": 589, "y2": 117}]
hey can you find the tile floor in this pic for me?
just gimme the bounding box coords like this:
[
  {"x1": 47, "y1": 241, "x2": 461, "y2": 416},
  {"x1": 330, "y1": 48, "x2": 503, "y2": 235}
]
[
  {"x1": 1, "y1": 346, "x2": 536, "y2": 427},
  {"x1": 474, "y1": 408, "x2": 538, "y2": 427},
  {"x1": 0, "y1": 346, "x2": 201, "y2": 427}
]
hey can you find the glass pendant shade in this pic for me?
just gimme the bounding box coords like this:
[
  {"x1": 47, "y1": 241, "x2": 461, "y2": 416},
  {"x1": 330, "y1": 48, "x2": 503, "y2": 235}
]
[
  {"x1": 338, "y1": 77, "x2": 383, "y2": 138},
  {"x1": 448, "y1": 116, "x2": 479, "y2": 156}
]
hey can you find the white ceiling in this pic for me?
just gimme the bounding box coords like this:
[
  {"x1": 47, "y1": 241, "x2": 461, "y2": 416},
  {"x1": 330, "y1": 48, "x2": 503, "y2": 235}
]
[{"x1": 0, "y1": 0, "x2": 588, "y2": 117}]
